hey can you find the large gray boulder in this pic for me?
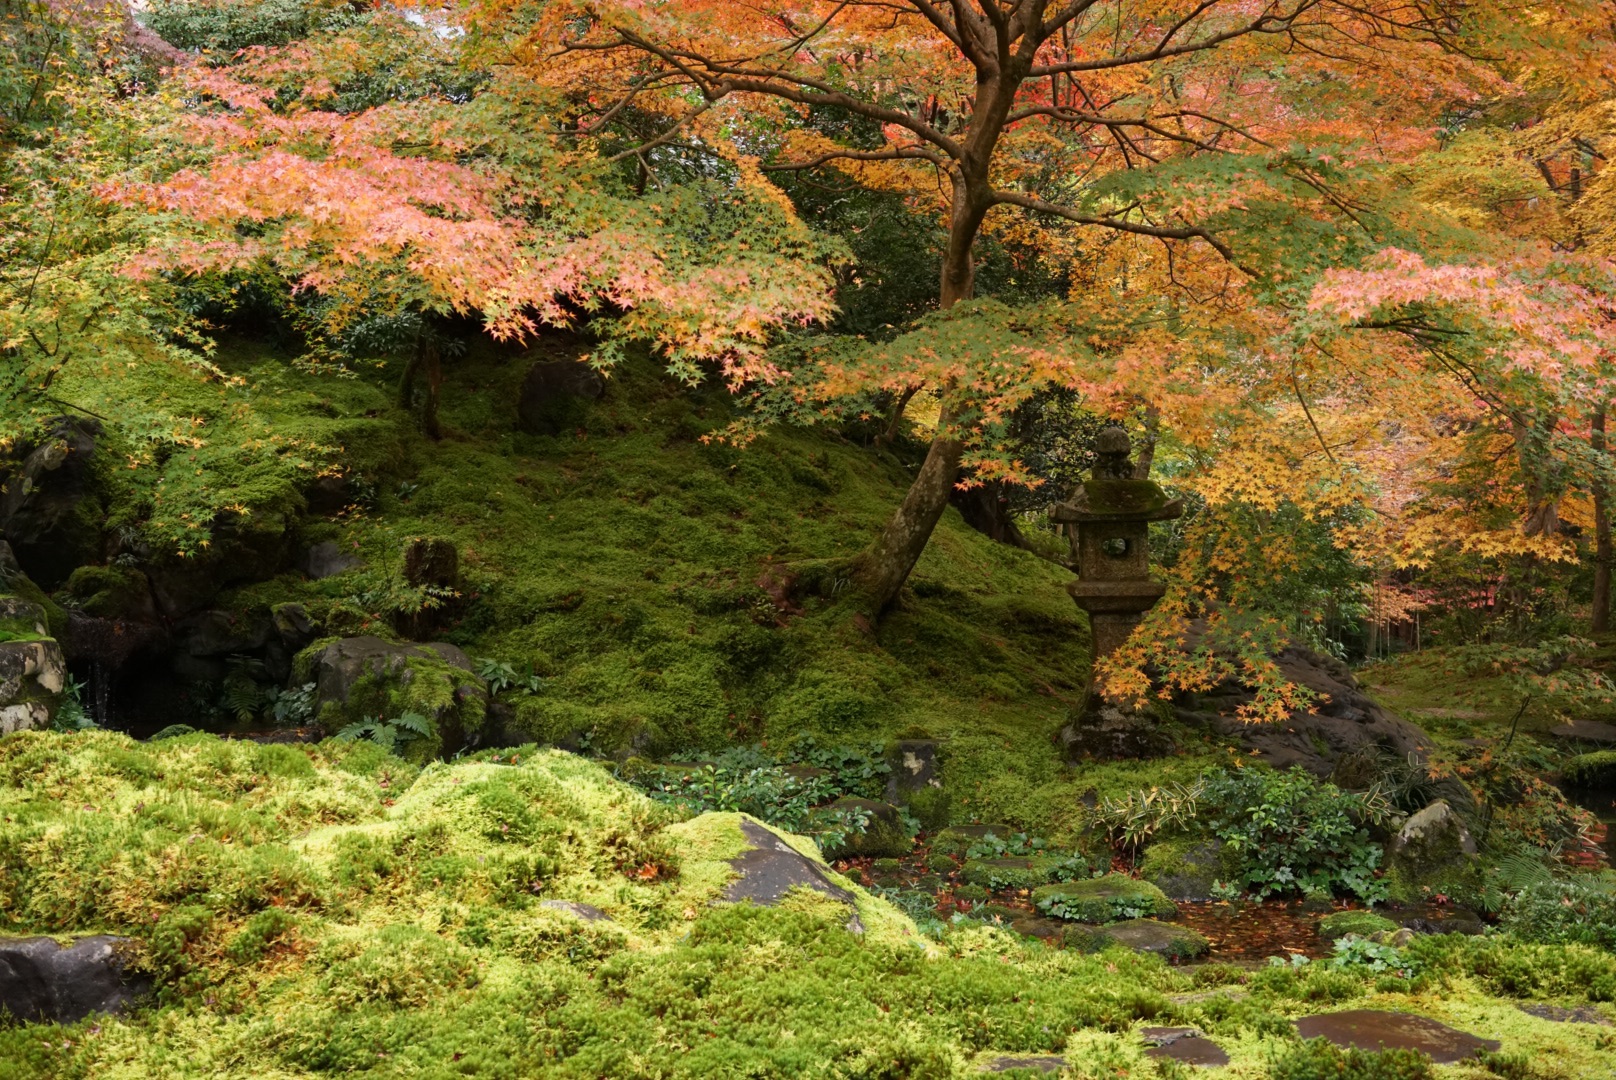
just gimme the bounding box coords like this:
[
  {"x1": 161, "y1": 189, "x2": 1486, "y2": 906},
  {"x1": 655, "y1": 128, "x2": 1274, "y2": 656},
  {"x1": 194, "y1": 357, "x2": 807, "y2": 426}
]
[
  {"x1": 0, "y1": 417, "x2": 104, "y2": 589},
  {"x1": 0, "y1": 935, "x2": 149, "y2": 1023},
  {"x1": 725, "y1": 819, "x2": 863, "y2": 933}
]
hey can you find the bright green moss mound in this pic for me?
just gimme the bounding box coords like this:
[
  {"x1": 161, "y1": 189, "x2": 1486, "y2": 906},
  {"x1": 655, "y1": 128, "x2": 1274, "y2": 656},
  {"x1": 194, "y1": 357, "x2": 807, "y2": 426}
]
[
  {"x1": 1033, "y1": 874, "x2": 1177, "y2": 923},
  {"x1": 1563, "y1": 751, "x2": 1616, "y2": 788},
  {"x1": 7, "y1": 732, "x2": 1616, "y2": 1078},
  {"x1": 959, "y1": 856, "x2": 1067, "y2": 890},
  {"x1": 1319, "y1": 911, "x2": 1401, "y2": 942}
]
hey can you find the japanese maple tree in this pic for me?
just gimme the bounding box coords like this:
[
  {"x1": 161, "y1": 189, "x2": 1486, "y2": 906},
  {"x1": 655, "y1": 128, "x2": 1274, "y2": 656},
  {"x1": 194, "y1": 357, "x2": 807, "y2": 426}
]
[{"x1": 482, "y1": 0, "x2": 1547, "y2": 618}]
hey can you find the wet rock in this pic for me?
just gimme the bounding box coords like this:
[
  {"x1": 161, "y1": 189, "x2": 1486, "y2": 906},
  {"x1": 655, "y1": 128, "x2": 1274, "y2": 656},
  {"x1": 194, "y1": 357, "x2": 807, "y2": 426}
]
[
  {"x1": 1103, "y1": 919, "x2": 1209, "y2": 960},
  {"x1": 1396, "y1": 907, "x2": 1484, "y2": 937},
  {"x1": 979, "y1": 1055, "x2": 1066, "y2": 1073},
  {"x1": 517, "y1": 358, "x2": 606, "y2": 435},
  {"x1": 960, "y1": 857, "x2": 1065, "y2": 890},
  {"x1": 178, "y1": 609, "x2": 274, "y2": 657},
  {"x1": 0, "y1": 596, "x2": 47, "y2": 636},
  {"x1": 1141, "y1": 1027, "x2": 1229, "y2": 1066},
  {"x1": 1385, "y1": 800, "x2": 1479, "y2": 900},
  {"x1": 1293, "y1": 1010, "x2": 1500, "y2": 1064},
  {"x1": 1517, "y1": 1003, "x2": 1613, "y2": 1025},
  {"x1": 1547, "y1": 720, "x2": 1616, "y2": 746},
  {"x1": 885, "y1": 738, "x2": 939, "y2": 797},
  {"x1": 272, "y1": 603, "x2": 319, "y2": 652},
  {"x1": 0, "y1": 637, "x2": 67, "y2": 733},
  {"x1": 0, "y1": 416, "x2": 104, "y2": 589},
  {"x1": 0, "y1": 934, "x2": 149, "y2": 1023},
  {"x1": 818, "y1": 797, "x2": 911, "y2": 860},
  {"x1": 1007, "y1": 915, "x2": 1067, "y2": 940},
  {"x1": 540, "y1": 900, "x2": 612, "y2": 923},
  {"x1": 303, "y1": 541, "x2": 365, "y2": 580},
  {"x1": 725, "y1": 819, "x2": 862, "y2": 932},
  {"x1": 1031, "y1": 873, "x2": 1176, "y2": 923}
]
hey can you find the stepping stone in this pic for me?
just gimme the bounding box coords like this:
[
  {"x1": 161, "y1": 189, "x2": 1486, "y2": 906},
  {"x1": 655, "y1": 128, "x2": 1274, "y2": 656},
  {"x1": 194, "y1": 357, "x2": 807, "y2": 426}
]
[
  {"x1": 1104, "y1": 919, "x2": 1210, "y2": 960},
  {"x1": 726, "y1": 820, "x2": 863, "y2": 932},
  {"x1": 1294, "y1": 1010, "x2": 1501, "y2": 1064},
  {"x1": 539, "y1": 900, "x2": 611, "y2": 922},
  {"x1": 980, "y1": 1055, "x2": 1066, "y2": 1073},
  {"x1": 1141, "y1": 1026, "x2": 1229, "y2": 1067},
  {"x1": 1547, "y1": 720, "x2": 1616, "y2": 745},
  {"x1": 0, "y1": 935, "x2": 150, "y2": 1024},
  {"x1": 1517, "y1": 1003, "x2": 1613, "y2": 1026},
  {"x1": 1008, "y1": 915, "x2": 1067, "y2": 940}
]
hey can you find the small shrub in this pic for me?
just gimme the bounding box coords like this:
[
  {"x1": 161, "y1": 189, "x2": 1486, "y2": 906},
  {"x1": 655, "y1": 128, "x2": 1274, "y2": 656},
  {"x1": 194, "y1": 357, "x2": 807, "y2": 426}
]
[
  {"x1": 1032, "y1": 874, "x2": 1175, "y2": 923},
  {"x1": 1330, "y1": 935, "x2": 1419, "y2": 977},
  {"x1": 1562, "y1": 751, "x2": 1616, "y2": 788},
  {"x1": 1201, "y1": 767, "x2": 1390, "y2": 901}
]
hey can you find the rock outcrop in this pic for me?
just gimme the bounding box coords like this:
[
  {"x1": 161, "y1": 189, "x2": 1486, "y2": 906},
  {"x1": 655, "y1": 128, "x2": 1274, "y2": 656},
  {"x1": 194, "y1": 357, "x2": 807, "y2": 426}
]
[
  {"x1": 0, "y1": 935, "x2": 149, "y2": 1023},
  {"x1": 306, "y1": 636, "x2": 488, "y2": 759}
]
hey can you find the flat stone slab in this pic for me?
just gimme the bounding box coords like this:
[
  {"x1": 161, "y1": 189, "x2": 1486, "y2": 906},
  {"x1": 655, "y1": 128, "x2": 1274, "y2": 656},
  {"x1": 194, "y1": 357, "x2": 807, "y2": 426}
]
[
  {"x1": 1294, "y1": 1010, "x2": 1501, "y2": 1063},
  {"x1": 1104, "y1": 919, "x2": 1209, "y2": 960},
  {"x1": 1141, "y1": 1027, "x2": 1229, "y2": 1066},
  {"x1": 540, "y1": 900, "x2": 611, "y2": 923},
  {"x1": 0, "y1": 935, "x2": 149, "y2": 1024},
  {"x1": 979, "y1": 1055, "x2": 1066, "y2": 1073},
  {"x1": 726, "y1": 820, "x2": 862, "y2": 932},
  {"x1": 1547, "y1": 720, "x2": 1616, "y2": 745},
  {"x1": 1517, "y1": 1003, "x2": 1613, "y2": 1026}
]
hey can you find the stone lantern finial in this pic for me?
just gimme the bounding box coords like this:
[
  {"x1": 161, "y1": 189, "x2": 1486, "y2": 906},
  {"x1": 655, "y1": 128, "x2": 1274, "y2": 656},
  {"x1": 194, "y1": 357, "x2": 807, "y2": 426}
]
[{"x1": 1092, "y1": 424, "x2": 1133, "y2": 480}]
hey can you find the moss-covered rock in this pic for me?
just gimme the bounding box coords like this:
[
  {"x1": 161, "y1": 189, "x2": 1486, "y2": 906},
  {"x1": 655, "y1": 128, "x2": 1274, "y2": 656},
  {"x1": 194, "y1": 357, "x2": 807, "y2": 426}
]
[
  {"x1": 61, "y1": 565, "x2": 155, "y2": 621},
  {"x1": 960, "y1": 856, "x2": 1067, "y2": 891},
  {"x1": 303, "y1": 636, "x2": 488, "y2": 762},
  {"x1": 1139, "y1": 838, "x2": 1236, "y2": 901},
  {"x1": 1384, "y1": 799, "x2": 1481, "y2": 903},
  {"x1": 819, "y1": 797, "x2": 911, "y2": 860},
  {"x1": 1564, "y1": 751, "x2": 1616, "y2": 789},
  {"x1": 1101, "y1": 918, "x2": 1210, "y2": 961},
  {"x1": 1318, "y1": 910, "x2": 1400, "y2": 942},
  {"x1": 1033, "y1": 874, "x2": 1177, "y2": 923}
]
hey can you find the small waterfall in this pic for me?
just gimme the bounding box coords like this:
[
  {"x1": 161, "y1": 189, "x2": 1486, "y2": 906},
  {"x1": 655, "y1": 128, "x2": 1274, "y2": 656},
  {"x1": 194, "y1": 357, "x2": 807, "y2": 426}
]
[{"x1": 89, "y1": 657, "x2": 112, "y2": 728}]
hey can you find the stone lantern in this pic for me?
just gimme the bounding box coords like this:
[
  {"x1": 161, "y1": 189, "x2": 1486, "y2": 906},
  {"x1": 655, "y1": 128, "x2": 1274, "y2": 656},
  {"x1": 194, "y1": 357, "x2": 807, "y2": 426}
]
[{"x1": 1051, "y1": 426, "x2": 1181, "y2": 658}]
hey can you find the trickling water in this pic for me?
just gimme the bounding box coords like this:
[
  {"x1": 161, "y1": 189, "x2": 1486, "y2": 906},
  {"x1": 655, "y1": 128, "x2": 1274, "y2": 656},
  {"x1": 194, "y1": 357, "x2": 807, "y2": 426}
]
[{"x1": 89, "y1": 657, "x2": 112, "y2": 728}]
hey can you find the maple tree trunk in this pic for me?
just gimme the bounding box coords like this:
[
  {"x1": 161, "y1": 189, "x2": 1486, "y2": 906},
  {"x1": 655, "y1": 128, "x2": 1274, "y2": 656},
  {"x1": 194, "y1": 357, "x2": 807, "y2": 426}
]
[
  {"x1": 402, "y1": 326, "x2": 443, "y2": 440},
  {"x1": 1595, "y1": 406, "x2": 1611, "y2": 633},
  {"x1": 851, "y1": 184, "x2": 986, "y2": 615}
]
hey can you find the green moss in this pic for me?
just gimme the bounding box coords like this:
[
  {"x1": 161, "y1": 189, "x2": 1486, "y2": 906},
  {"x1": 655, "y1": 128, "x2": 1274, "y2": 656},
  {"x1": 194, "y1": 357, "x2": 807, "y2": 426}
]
[
  {"x1": 1319, "y1": 910, "x2": 1401, "y2": 941},
  {"x1": 1137, "y1": 838, "x2": 1237, "y2": 900},
  {"x1": 1563, "y1": 751, "x2": 1616, "y2": 788},
  {"x1": 960, "y1": 856, "x2": 1067, "y2": 891},
  {"x1": 61, "y1": 565, "x2": 151, "y2": 619},
  {"x1": 1032, "y1": 874, "x2": 1176, "y2": 923}
]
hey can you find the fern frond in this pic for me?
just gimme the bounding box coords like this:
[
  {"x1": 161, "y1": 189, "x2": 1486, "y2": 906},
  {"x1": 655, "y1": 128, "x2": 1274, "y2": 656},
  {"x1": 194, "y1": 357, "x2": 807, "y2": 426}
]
[
  {"x1": 392, "y1": 711, "x2": 432, "y2": 737},
  {"x1": 335, "y1": 720, "x2": 375, "y2": 741}
]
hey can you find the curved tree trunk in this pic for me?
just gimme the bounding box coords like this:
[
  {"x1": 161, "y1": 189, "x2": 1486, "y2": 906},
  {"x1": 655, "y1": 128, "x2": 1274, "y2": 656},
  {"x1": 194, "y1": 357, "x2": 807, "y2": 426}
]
[{"x1": 851, "y1": 179, "x2": 989, "y2": 614}]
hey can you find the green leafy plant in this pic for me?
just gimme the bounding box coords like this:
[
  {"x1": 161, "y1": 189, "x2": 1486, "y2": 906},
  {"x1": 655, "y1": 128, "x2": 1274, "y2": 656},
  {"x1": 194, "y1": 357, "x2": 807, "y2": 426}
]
[
  {"x1": 1200, "y1": 768, "x2": 1392, "y2": 901},
  {"x1": 1090, "y1": 781, "x2": 1205, "y2": 852},
  {"x1": 335, "y1": 711, "x2": 432, "y2": 754},
  {"x1": 1330, "y1": 935, "x2": 1418, "y2": 977},
  {"x1": 1499, "y1": 875, "x2": 1616, "y2": 950},
  {"x1": 269, "y1": 682, "x2": 318, "y2": 726},
  {"x1": 964, "y1": 831, "x2": 1048, "y2": 859},
  {"x1": 220, "y1": 655, "x2": 272, "y2": 724},
  {"x1": 784, "y1": 734, "x2": 891, "y2": 800},
  {"x1": 49, "y1": 674, "x2": 95, "y2": 732},
  {"x1": 474, "y1": 657, "x2": 544, "y2": 696}
]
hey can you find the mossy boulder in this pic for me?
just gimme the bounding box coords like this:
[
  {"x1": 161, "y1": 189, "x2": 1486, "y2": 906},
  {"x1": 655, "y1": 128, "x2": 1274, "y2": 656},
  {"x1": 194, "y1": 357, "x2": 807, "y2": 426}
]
[
  {"x1": 819, "y1": 798, "x2": 911, "y2": 860},
  {"x1": 1139, "y1": 838, "x2": 1236, "y2": 901},
  {"x1": 1033, "y1": 874, "x2": 1176, "y2": 923},
  {"x1": 303, "y1": 636, "x2": 488, "y2": 762},
  {"x1": 930, "y1": 824, "x2": 1014, "y2": 857},
  {"x1": 0, "y1": 599, "x2": 66, "y2": 732},
  {"x1": 1563, "y1": 751, "x2": 1616, "y2": 788},
  {"x1": 1102, "y1": 919, "x2": 1210, "y2": 960},
  {"x1": 61, "y1": 565, "x2": 155, "y2": 621},
  {"x1": 1384, "y1": 799, "x2": 1481, "y2": 903},
  {"x1": 1318, "y1": 910, "x2": 1400, "y2": 942},
  {"x1": 960, "y1": 856, "x2": 1067, "y2": 891}
]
